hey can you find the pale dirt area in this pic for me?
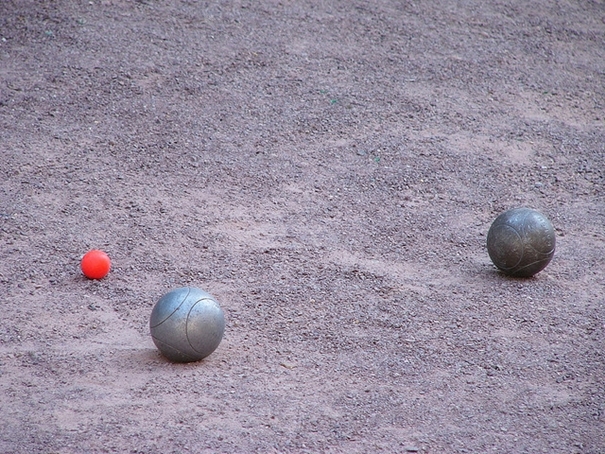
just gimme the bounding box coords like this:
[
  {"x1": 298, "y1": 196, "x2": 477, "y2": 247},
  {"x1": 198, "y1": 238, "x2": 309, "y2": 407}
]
[{"x1": 0, "y1": 1, "x2": 604, "y2": 453}]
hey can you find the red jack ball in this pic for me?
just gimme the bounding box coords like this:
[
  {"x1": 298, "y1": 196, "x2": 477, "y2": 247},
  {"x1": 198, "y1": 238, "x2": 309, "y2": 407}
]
[{"x1": 81, "y1": 250, "x2": 111, "y2": 279}]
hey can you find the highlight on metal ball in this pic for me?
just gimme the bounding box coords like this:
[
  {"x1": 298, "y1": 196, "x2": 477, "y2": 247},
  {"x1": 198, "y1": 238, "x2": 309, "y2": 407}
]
[
  {"x1": 486, "y1": 207, "x2": 556, "y2": 277},
  {"x1": 149, "y1": 287, "x2": 225, "y2": 363}
]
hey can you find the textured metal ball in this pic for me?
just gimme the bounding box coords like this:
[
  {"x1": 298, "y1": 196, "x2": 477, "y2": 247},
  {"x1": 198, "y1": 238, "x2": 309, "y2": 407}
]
[
  {"x1": 487, "y1": 208, "x2": 556, "y2": 277},
  {"x1": 150, "y1": 287, "x2": 225, "y2": 363}
]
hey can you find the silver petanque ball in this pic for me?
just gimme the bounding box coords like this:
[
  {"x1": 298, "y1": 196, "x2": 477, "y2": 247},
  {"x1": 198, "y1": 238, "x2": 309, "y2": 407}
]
[
  {"x1": 487, "y1": 207, "x2": 556, "y2": 277},
  {"x1": 150, "y1": 287, "x2": 225, "y2": 363}
]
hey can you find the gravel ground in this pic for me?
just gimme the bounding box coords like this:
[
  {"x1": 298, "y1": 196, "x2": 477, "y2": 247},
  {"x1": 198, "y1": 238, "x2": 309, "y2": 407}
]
[{"x1": 1, "y1": 1, "x2": 604, "y2": 453}]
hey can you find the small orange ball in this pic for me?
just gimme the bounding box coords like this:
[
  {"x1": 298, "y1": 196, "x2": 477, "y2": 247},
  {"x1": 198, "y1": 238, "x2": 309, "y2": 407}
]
[{"x1": 81, "y1": 250, "x2": 111, "y2": 279}]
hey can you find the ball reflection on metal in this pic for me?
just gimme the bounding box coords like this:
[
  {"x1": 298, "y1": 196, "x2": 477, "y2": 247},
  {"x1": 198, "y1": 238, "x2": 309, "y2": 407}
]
[
  {"x1": 150, "y1": 287, "x2": 225, "y2": 363},
  {"x1": 487, "y1": 207, "x2": 556, "y2": 277}
]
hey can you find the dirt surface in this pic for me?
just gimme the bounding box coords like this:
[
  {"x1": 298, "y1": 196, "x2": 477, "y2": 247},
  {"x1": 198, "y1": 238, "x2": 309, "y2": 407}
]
[{"x1": 1, "y1": 1, "x2": 604, "y2": 453}]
